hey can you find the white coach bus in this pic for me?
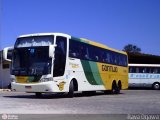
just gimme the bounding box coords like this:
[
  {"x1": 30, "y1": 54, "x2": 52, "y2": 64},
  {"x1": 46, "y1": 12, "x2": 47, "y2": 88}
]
[
  {"x1": 129, "y1": 64, "x2": 160, "y2": 90},
  {"x1": 0, "y1": 47, "x2": 13, "y2": 89},
  {"x1": 11, "y1": 33, "x2": 128, "y2": 97}
]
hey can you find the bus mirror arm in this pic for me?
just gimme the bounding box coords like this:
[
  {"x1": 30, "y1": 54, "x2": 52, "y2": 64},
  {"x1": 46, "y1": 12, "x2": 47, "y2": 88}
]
[
  {"x1": 49, "y1": 44, "x2": 57, "y2": 58},
  {"x1": 3, "y1": 47, "x2": 13, "y2": 62}
]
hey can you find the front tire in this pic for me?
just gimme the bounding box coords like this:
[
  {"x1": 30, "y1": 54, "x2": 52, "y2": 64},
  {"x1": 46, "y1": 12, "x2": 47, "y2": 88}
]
[
  {"x1": 152, "y1": 83, "x2": 160, "y2": 90},
  {"x1": 67, "y1": 80, "x2": 74, "y2": 98}
]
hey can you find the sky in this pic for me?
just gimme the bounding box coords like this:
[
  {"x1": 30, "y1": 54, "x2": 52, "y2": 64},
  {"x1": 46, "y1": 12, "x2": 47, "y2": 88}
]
[{"x1": 0, "y1": 0, "x2": 160, "y2": 55}]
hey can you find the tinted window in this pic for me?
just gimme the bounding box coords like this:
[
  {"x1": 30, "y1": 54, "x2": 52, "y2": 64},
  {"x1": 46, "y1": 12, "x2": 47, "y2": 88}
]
[
  {"x1": 129, "y1": 66, "x2": 160, "y2": 74},
  {"x1": 69, "y1": 39, "x2": 127, "y2": 66},
  {"x1": 130, "y1": 67, "x2": 136, "y2": 73},
  {"x1": 69, "y1": 40, "x2": 81, "y2": 58}
]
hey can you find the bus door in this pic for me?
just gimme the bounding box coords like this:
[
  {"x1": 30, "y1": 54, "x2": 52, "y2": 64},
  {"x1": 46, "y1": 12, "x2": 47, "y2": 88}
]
[{"x1": 53, "y1": 36, "x2": 67, "y2": 77}]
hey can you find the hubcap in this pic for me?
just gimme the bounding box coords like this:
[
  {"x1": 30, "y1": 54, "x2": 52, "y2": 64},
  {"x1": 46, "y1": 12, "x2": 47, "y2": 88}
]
[{"x1": 154, "y1": 84, "x2": 160, "y2": 90}]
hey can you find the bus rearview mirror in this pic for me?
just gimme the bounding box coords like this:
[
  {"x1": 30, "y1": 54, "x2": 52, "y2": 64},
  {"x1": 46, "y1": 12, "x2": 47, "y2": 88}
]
[{"x1": 3, "y1": 47, "x2": 13, "y2": 62}]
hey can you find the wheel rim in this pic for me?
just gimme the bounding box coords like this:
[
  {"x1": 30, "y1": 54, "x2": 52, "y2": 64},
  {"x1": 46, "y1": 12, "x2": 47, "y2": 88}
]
[{"x1": 154, "y1": 83, "x2": 160, "y2": 90}]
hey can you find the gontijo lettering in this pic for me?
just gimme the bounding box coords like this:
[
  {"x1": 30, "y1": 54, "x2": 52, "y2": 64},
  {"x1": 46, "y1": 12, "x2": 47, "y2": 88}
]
[{"x1": 102, "y1": 65, "x2": 118, "y2": 72}]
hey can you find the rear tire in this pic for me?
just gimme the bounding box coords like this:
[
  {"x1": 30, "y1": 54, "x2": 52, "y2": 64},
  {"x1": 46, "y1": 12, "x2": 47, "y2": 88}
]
[
  {"x1": 152, "y1": 83, "x2": 160, "y2": 90},
  {"x1": 67, "y1": 80, "x2": 74, "y2": 98},
  {"x1": 112, "y1": 82, "x2": 120, "y2": 94}
]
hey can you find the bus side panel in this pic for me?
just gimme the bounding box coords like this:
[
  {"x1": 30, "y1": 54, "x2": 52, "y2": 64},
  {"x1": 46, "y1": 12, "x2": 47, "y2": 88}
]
[
  {"x1": 68, "y1": 59, "x2": 105, "y2": 91},
  {"x1": 96, "y1": 63, "x2": 128, "y2": 90},
  {"x1": 69, "y1": 59, "x2": 128, "y2": 91}
]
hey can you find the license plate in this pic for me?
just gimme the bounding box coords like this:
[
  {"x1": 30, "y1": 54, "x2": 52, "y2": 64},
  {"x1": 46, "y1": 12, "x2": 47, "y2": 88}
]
[{"x1": 25, "y1": 86, "x2": 32, "y2": 89}]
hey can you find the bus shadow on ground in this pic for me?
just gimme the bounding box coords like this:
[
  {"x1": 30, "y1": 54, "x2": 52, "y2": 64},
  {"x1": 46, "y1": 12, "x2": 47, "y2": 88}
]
[{"x1": 3, "y1": 91, "x2": 124, "y2": 99}]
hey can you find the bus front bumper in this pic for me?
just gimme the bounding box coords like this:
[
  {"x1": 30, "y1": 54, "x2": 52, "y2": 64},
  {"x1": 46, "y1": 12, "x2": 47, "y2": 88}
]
[{"x1": 11, "y1": 81, "x2": 61, "y2": 93}]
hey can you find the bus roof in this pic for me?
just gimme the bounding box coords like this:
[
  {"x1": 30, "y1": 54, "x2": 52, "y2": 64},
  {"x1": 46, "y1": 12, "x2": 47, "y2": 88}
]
[
  {"x1": 19, "y1": 33, "x2": 71, "y2": 38},
  {"x1": 129, "y1": 64, "x2": 160, "y2": 67},
  {"x1": 18, "y1": 32, "x2": 127, "y2": 55}
]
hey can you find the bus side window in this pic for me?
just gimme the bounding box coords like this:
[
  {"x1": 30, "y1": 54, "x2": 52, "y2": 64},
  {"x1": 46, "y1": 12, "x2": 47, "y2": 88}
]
[
  {"x1": 158, "y1": 68, "x2": 160, "y2": 73},
  {"x1": 141, "y1": 67, "x2": 147, "y2": 73},
  {"x1": 69, "y1": 40, "x2": 81, "y2": 58},
  {"x1": 139, "y1": 67, "x2": 144, "y2": 73},
  {"x1": 129, "y1": 67, "x2": 136, "y2": 73},
  {"x1": 96, "y1": 48, "x2": 101, "y2": 62},
  {"x1": 136, "y1": 67, "x2": 139, "y2": 73},
  {"x1": 129, "y1": 67, "x2": 133, "y2": 73},
  {"x1": 153, "y1": 68, "x2": 158, "y2": 74},
  {"x1": 143, "y1": 68, "x2": 147, "y2": 73},
  {"x1": 118, "y1": 55, "x2": 122, "y2": 66},
  {"x1": 133, "y1": 67, "x2": 136, "y2": 73},
  {"x1": 85, "y1": 46, "x2": 90, "y2": 60},
  {"x1": 122, "y1": 55, "x2": 128, "y2": 66},
  {"x1": 146, "y1": 67, "x2": 150, "y2": 73},
  {"x1": 149, "y1": 67, "x2": 153, "y2": 73},
  {"x1": 89, "y1": 46, "x2": 97, "y2": 61},
  {"x1": 106, "y1": 52, "x2": 111, "y2": 63},
  {"x1": 98, "y1": 48, "x2": 105, "y2": 63},
  {"x1": 116, "y1": 55, "x2": 119, "y2": 65},
  {"x1": 113, "y1": 53, "x2": 117, "y2": 65},
  {"x1": 110, "y1": 54, "x2": 114, "y2": 65},
  {"x1": 79, "y1": 44, "x2": 88, "y2": 60},
  {"x1": 101, "y1": 51, "x2": 106, "y2": 63}
]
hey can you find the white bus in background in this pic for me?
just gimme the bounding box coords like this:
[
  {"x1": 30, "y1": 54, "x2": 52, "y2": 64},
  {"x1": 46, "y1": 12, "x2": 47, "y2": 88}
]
[
  {"x1": 0, "y1": 47, "x2": 13, "y2": 89},
  {"x1": 129, "y1": 64, "x2": 160, "y2": 90}
]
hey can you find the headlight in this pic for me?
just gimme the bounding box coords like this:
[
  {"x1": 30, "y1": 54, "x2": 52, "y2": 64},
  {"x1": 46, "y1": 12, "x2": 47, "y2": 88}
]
[{"x1": 40, "y1": 77, "x2": 53, "y2": 82}]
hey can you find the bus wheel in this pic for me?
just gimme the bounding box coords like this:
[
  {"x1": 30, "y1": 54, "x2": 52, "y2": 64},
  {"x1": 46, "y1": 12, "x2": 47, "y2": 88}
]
[
  {"x1": 67, "y1": 80, "x2": 74, "y2": 98},
  {"x1": 35, "y1": 92, "x2": 42, "y2": 98},
  {"x1": 152, "y1": 83, "x2": 160, "y2": 90},
  {"x1": 112, "y1": 82, "x2": 120, "y2": 94},
  {"x1": 117, "y1": 81, "x2": 122, "y2": 93}
]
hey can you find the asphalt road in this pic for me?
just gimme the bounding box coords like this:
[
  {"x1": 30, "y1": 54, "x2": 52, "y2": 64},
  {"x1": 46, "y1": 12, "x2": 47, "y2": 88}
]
[{"x1": 0, "y1": 90, "x2": 160, "y2": 115}]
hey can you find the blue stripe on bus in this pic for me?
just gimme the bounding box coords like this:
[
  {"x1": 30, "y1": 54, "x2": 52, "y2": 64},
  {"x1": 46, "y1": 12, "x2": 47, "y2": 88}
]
[{"x1": 129, "y1": 73, "x2": 160, "y2": 79}]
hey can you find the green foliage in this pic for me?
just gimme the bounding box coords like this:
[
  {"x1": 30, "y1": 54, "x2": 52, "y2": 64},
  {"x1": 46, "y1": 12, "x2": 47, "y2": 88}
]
[{"x1": 123, "y1": 44, "x2": 141, "y2": 53}]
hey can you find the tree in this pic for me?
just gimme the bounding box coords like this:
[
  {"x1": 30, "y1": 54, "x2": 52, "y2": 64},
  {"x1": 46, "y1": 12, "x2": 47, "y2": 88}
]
[{"x1": 123, "y1": 44, "x2": 141, "y2": 53}]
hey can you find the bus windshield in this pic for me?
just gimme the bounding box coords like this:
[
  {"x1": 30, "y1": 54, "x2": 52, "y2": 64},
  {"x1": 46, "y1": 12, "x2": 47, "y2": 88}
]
[{"x1": 11, "y1": 46, "x2": 51, "y2": 76}]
